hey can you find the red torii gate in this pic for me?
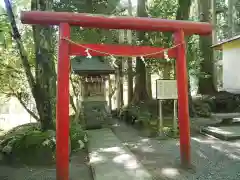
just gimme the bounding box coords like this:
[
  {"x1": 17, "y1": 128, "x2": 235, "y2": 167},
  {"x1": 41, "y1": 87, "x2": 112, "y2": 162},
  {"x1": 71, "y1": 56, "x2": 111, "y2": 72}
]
[{"x1": 20, "y1": 11, "x2": 212, "y2": 180}]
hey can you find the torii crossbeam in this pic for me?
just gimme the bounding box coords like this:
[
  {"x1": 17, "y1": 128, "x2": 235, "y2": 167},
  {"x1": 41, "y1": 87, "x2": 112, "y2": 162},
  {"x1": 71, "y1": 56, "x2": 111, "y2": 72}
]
[{"x1": 20, "y1": 11, "x2": 212, "y2": 180}]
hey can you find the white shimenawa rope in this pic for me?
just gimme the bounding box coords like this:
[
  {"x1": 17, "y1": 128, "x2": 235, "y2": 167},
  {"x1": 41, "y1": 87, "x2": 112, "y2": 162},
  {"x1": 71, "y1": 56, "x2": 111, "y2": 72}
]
[{"x1": 61, "y1": 37, "x2": 184, "y2": 61}]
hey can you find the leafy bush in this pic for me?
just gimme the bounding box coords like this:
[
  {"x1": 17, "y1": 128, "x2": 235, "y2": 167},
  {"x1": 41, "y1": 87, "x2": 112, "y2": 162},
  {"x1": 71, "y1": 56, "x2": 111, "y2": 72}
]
[
  {"x1": 193, "y1": 92, "x2": 240, "y2": 115},
  {"x1": 0, "y1": 119, "x2": 88, "y2": 165},
  {"x1": 70, "y1": 121, "x2": 88, "y2": 151},
  {"x1": 0, "y1": 125, "x2": 56, "y2": 165}
]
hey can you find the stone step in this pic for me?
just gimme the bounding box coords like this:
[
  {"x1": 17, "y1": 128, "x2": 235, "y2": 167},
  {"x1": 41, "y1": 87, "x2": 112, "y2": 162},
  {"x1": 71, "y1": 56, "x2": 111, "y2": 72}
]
[
  {"x1": 211, "y1": 113, "x2": 240, "y2": 119},
  {"x1": 201, "y1": 126, "x2": 240, "y2": 141},
  {"x1": 87, "y1": 128, "x2": 152, "y2": 180}
]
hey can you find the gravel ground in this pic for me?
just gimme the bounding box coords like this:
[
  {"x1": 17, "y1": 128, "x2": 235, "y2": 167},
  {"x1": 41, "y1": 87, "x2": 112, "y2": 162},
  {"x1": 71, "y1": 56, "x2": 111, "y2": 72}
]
[
  {"x1": 0, "y1": 150, "x2": 93, "y2": 180},
  {"x1": 111, "y1": 119, "x2": 240, "y2": 180}
]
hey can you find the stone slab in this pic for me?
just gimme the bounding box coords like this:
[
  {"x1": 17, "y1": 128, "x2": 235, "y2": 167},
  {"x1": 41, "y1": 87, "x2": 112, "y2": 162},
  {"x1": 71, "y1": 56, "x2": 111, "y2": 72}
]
[
  {"x1": 211, "y1": 113, "x2": 240, "y2": 119},
  {"x1": 201, "y1": 126, "x2": 240, "y2": 140},
  {"x1": 87, "y1": 128, "x2": 152, "y2": 180}
]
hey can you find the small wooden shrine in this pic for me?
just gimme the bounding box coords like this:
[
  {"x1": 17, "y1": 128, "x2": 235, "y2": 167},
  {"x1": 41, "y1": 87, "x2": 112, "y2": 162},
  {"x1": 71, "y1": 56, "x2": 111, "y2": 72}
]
[{"x1": 71, "y1": 56, "x2": 114, "y2": 129}]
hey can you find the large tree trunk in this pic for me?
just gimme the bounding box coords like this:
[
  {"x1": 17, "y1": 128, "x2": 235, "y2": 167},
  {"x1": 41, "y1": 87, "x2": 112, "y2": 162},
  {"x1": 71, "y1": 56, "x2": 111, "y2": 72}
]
[
  {"x1": 116, "y1": 30, "x2": 124, "y2": 110},
  {"x1": 163, "y1": 63, "x2": 171, "y2": 79},
  {"x1": 176, "y1": 0, "x2": 191, "y2": 20},
  {"x1": 31, "y1": 0, "x2": 56, "y2": 131},
  {"x1": 127, "y1": 0, "x2": 134, "y2": 104},
  {"x1": 132, "y1": 0, "x2": 149, "y2": 104},
  {"x1": 211, "y1": 0, "x2": 219, "y2": 90},
  {"x1": 146, "y1": 67, "x2": 152, "y2": 98},
  {"x1": 198, "y1": 0, "x2": 216, "y2": 95},
  {"x1": 176, "y1": 0, "x2": 196, "y2": 116},
  {"x1": 228, "y1": 0, "x2": 235, "y2": 38}
]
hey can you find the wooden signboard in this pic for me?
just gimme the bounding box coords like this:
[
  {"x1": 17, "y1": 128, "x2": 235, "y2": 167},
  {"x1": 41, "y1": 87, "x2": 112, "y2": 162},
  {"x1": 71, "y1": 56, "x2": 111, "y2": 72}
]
[{"x1": 156, "y1": 79, "x2": 178, "y2": 100}]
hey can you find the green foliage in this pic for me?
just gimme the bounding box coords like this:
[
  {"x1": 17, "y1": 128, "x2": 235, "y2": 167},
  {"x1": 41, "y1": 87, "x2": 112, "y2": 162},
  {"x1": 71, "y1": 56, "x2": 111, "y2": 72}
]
[
  {"x1": 0, "y1": 118, "x2": 88, "y2": 165},
  {"x1": 0, "y1": 123, "x2": 54, "y2": 164},
  {"x1": 54, "y1": 0, "x2": 121, "y2": 44},
  {"x1": 70, "y1": 121, "x2": 88, "y2": 151},
  {"x1": 120, "y1": 100, "x2": 158, "y2": 125},
  {"x1": 0, "y1": 2, "x2": 37, "y2": 120}
]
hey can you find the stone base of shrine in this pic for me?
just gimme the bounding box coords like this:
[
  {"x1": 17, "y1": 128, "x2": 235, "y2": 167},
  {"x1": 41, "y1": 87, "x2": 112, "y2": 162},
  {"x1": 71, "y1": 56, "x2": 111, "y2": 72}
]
[
  {"x1": 201, "y1": 125, "x2": 240, "y2": 141},
  {"x1": 82, "y1": 101, "x2": 111, "y2": 130}
]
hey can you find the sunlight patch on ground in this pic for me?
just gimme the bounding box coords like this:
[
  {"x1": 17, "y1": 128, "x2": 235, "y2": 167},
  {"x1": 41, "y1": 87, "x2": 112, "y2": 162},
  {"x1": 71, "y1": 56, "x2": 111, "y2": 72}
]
[
  {"x1": 192, "y1": 137, "x2": 240, "y2": 161},
  {"x1": 123, "y1": 139, "x2": 155, "y2": 153},
  {"x1": 191, "y1": 137, "x2": 217, "y2": 144},
  {"x1": 230, "y1": 141, "x2": 240, "y2": 148},
  {"x1": 112, "y1": 123, "x2": 120, "y2": 127},
  {"x1": 141, "y1": 138, "x2": 149, "y2": 142},
  {"x1": 207, "y1": 127, "x2": 233, "y2": 135},
  {"x1": 89, "y1": 152, "x2": 106, "y2": 164},
  {"x1": 211, "y1": 145, "x2": 240, "y2": 160},
  {"x1": 161, "y1": 167, "x2": 180, "y2": 178},
  {"x1": 140, "y1": 145, "x2": 155, "y2": 153},
  {"x1": 228, "y1": 153, "x2": 240, "y2": 160},
  {"x1": 99, "y1": 146, "x2": 125, "y2": 154},
  {"x1": 113, "y1": 154, "x2": 140, "y2": 169}
]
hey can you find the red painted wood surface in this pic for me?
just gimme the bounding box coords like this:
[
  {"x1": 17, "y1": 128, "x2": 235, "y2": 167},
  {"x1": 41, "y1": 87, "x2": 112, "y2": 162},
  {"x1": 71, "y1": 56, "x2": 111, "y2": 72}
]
[
  {"x1": 20, "y1": 11, "x2": 212, "y2": 35},
  {"x1": 174, "y1": 30, "x2": 191, "y2": 167},
  {"x1": 69, "y1": 43, "x2": 177, "y2": 58},
  {"x1": 56, "y1": 23, "x2": 70, "y2": 180}
]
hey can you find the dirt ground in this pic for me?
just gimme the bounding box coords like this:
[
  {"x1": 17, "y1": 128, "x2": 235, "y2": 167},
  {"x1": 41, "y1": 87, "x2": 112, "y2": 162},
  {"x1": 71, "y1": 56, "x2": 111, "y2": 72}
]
[
  {"x1": 0, "y1": 150, "x2": 93, "y2": 180},
  {"x1": 111, "y1": 119, "x2": 240, "y2": 180}
]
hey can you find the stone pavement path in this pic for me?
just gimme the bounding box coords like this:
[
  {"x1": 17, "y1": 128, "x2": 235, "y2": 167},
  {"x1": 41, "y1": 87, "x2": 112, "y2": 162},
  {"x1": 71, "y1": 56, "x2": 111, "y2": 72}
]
[
  {"x1": 111, "y1": 119, "x2": 240, "y2": 180},
  {"x1": 87, "y1": 128, "x2": 152, "y2": 180}
]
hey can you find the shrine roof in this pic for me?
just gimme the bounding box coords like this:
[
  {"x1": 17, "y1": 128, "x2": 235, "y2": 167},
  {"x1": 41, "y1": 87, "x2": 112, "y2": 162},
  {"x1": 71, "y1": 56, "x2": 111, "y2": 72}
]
[
  {"x1": 71, "y1": 56, "x2": 115, "y2": 75},
  {"x1": 211, "y1": 34, "x2": 240, "y2": 50}
]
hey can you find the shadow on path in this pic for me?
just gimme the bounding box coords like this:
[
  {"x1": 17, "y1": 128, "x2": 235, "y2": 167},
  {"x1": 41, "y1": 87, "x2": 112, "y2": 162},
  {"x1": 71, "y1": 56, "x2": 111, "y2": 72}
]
[{"x1": 111, "y1": 119, "x2": 240, "y2": 180}]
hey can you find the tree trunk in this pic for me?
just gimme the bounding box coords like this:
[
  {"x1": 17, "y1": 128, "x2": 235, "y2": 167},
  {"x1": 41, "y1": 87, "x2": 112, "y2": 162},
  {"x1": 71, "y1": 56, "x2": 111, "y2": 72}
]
[
  {"x1": 163, "y1": 63, "x2": 171, "y2": 79},
  {"x1": 108, "y1": 76, "x2": 112, "y2": 110},
  {"x1": 127, "y1": 0, "x2": 134, "y2": 105},
  {"x1": 86, "y1": 0, "x2": 93, "y2": 13},
  {"x1": 228, "y1": 0, "x2": 235, "y2": 38},
  {"x1": 211, "y1": 0, "x2": 219, "y2": 90},
  {"x1": 31, "y1": 0, "x2": 56, "y2": 131},
  {"x1": 116, "y1": 30, "x2": 124, "y2": 110},
  {"x1": 127, "y1": 56, "x2": 133, "y2": 104},
  {"x1": 176, "y1": 0, "x2": 196, "y2": 116},
  {"x1": 146, "y1": 67, "x2": 152, "y2": 98},
  {"x1": 198, "y1": 0, "x2": 216, "y2": 95},
  {"x1": 132, "y1": 0, "x2": 149, "y2": 104},
  {"x1": 69, "y1": 75, "x2": 77, "y2": 113}
]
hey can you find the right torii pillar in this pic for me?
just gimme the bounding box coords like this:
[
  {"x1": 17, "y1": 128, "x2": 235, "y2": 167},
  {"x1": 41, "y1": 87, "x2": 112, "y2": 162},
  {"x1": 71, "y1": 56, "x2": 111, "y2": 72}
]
[{"x1": 174, "y1": 30, "x2": 191, "y2": 167}]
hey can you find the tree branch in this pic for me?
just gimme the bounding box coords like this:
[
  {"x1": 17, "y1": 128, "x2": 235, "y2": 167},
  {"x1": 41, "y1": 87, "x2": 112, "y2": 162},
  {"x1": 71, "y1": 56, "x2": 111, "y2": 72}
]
[
  {"x1": 70, "y1": 95, "x2": 77, "y2": 113},
  {"x1": 70, "y1": 74, "x2": 78, "y2": 98},
  {"x1": 4, "y1": 0, "x2": 36, "y2": 99},
  {"x1": 15, "y1": 94, "x2": 40, "y2": 121}
]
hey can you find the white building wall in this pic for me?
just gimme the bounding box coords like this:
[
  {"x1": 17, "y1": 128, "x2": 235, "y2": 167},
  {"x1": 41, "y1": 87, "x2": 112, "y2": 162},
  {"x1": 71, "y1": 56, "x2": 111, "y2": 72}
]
[
  {"x1": 0, "y1": 97, "x2": 37, "y2": 131},
  {"x1": 222, "y1": 47, "x2": 240, "y2": 94}
]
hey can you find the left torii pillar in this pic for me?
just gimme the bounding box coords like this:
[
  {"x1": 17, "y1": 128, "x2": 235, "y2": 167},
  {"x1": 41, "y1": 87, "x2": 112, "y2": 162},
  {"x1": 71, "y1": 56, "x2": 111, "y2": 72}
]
[{"x1": 56, "y1": 23, "x2": 70, "y2": 180}]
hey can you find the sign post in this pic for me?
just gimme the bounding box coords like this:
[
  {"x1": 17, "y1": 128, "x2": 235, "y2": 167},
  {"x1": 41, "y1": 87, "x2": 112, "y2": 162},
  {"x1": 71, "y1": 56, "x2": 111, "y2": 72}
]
[
  {"x1": 156, "y1": 79, "x2": 178, "y2": 137},
  {"x1": 173, "y1": 99, "x2": 178, "y2": 137}
]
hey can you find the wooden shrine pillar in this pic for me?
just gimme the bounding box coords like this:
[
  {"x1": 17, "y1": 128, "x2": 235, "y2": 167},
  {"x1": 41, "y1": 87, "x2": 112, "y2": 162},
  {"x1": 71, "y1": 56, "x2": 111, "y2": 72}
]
[{"x1": 174, "y1": 30, "x2": 191, "y2": 167}]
